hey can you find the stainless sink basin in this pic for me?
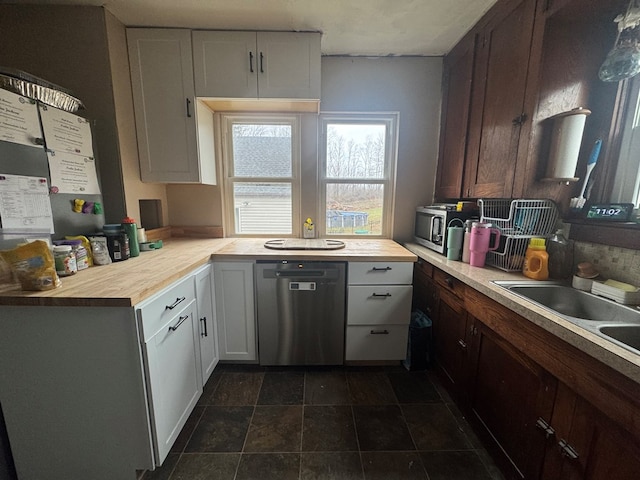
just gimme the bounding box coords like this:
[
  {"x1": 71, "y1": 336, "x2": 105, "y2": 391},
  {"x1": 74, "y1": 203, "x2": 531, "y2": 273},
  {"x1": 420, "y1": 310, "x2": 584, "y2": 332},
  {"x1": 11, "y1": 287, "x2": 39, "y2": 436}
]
[
  {"x1": 599, "y1": 325, "x2": 640, "y2": 352},
  {"x1": 493, "y1": 280, "x2": 640, "y2": 355}
]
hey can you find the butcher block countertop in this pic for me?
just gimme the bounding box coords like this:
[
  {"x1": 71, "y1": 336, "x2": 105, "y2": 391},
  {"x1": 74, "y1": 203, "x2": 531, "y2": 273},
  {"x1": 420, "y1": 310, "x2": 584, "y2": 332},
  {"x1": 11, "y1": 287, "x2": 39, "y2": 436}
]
[{"x1": 0, "y1": 238, "x2": 415, "y2": 307}]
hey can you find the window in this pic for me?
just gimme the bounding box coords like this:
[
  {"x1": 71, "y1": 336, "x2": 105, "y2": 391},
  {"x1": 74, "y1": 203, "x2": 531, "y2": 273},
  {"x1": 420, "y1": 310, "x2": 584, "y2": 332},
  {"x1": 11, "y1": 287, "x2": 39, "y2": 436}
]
[
  {"x1": 612, "y1": 77, "x2": 640, "y2": 207},
  {"x1": 320, "y1": 115, "x2": 398, "y2": 237},
  {"x1": 221, "y1": 115, "x2": 299, "y2": 235}
]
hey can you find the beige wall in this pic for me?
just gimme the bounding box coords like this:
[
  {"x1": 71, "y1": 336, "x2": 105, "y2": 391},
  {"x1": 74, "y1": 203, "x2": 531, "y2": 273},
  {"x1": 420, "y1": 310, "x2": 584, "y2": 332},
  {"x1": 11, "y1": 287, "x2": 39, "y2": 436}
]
[
  {"x1": 165, "y1": 56, "x2": 443, "y2": 240},
  {"x1": 104, "y1": 10, "x2": 169, "y2": 227},
  {"x1": 320, "y1": 56, "x2": 442, "y2": 242}
]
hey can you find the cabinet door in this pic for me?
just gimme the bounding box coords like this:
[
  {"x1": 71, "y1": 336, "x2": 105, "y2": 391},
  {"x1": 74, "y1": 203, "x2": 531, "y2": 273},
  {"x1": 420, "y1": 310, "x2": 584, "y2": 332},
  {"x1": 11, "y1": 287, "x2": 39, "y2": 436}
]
[
  {"x1": 467, "y1": 320, "x2": 556, "y2": 480},
  {"x1": 143, "y1": 300, "x2": 201, "y2": 465},
  {"x1": 257, "y1": 32, "x2": 321, "y2": 99},
  {"x1": 542, "y1": 383, "x2": 640, "y2": 480},
  {"x1": 192, "y1": 31, "x2": 258, "y2": 98},
  {"x1": 127, "y1": 29, "x2": 203, "y2": 183},
  {"x1": 463, "y1": 0, "x2": 536, "y2": 198},
  {"x1": 195, "y1": 265, "x2": 218, "y2": 385},
  {"x1": 435, "y1": 33, "x2": 476, "y2": 200},
  {"x1": 412, "y1": 259, "x2": 438, "y2": 319},
  {"x1": 213, "y1": 262, "x2": 257, "y2": 361},
  {"x1": 433, "y1": 287, "x2": 469, "y2": 397}
]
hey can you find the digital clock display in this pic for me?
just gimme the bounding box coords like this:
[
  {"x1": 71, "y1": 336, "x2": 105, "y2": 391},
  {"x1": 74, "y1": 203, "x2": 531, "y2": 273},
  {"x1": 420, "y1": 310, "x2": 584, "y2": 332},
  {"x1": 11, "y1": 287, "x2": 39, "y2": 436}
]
[{"x1": 585, "y1": 203, "x2": 634, "y2": 221}]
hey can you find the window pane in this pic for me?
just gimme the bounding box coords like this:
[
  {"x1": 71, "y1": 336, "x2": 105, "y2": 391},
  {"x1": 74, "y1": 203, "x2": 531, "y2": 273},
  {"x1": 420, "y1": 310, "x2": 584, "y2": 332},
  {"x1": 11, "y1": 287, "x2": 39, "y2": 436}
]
[
  {"x1": 232, "y1": 124, "x2": 292, "y2": 177},
  {"x1": 326, "y1": 183, "x2": 383, "y2": 235},
  {"x1": 234, "y1": 182, "x2": 292, "y2": 234},
  {"x1": 326, "y1": 124, "x2": 386, "y2": 179}
]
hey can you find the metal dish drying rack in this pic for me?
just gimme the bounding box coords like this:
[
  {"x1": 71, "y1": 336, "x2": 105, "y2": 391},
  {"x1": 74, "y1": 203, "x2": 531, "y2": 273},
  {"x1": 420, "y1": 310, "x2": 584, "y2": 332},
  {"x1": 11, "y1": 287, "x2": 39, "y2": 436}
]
[{"x1": 479, "y1": 199, "x2": 559, "y2": 272}]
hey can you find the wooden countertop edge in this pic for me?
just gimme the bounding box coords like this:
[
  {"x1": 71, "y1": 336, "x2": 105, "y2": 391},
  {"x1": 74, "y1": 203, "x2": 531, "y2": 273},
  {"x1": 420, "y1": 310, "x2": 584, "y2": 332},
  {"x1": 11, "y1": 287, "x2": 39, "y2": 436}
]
[{"x1": 403, "y1": 242, "x2": 640, "y2": 384}]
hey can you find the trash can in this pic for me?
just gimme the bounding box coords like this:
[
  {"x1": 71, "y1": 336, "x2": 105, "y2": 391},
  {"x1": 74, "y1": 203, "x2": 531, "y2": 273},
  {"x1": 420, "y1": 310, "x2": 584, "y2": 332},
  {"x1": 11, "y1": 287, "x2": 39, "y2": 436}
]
[{"x1": 403, "y1": 309, "x2": 432, "y2": 371}]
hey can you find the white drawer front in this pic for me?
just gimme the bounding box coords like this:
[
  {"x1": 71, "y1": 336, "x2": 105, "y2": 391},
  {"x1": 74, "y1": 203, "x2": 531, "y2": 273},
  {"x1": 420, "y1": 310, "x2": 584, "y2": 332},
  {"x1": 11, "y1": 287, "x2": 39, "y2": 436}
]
[
  {"x1": 347, "y1": 285, "x2": 412, "y2": 325},
  {"x1": 137, "y1": 274, "x2": 197, "y2": 342},
  {"x1": 345, "y1": 325, "x2": 409, "y2": 361},
  {"x1": 348, "y1": 262, "x2": 413, "y2": 285}
]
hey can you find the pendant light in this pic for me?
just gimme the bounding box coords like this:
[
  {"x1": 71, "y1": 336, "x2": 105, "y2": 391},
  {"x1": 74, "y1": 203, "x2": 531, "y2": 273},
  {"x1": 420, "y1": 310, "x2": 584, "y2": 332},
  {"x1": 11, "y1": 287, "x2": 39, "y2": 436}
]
[{"x1": 599, "y1": 0, "x2": 640, "y2": 82}]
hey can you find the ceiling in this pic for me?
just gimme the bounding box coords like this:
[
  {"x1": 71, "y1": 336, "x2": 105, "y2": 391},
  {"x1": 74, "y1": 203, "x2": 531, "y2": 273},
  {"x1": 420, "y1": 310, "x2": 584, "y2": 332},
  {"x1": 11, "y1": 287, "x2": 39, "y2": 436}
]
[{"x1": 19, "y1": 0, "x2": 498, "y2": 56}]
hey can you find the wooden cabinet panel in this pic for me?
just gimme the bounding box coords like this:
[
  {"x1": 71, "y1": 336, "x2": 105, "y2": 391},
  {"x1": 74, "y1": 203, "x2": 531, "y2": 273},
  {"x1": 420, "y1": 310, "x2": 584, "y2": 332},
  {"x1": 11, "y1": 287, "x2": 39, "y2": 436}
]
[
  {"x1": 412, "y1": 259, "x2": 437, "y2": 319},
  {"x1": 464, "y1": 0, "x2": 536, "y2": 198},
  {"x1": 435, "y1": 33, "x2": 476, "y2": 200},
  {"x1": 468, "y1": 320, "x2": 556, "y2": 480}
]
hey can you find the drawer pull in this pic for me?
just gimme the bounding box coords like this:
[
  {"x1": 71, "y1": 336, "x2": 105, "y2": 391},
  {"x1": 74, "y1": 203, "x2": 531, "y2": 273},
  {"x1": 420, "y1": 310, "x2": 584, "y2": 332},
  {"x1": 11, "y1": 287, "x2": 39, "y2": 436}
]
[
  {"x1": 535, "y1": 417, "x2": 555, "y2": 439},
  {"x1": 200, "y1": 317, "x2": 208, "y2": 337},
  {"x1": 165, "y1": 296, "x2": 186, "y2": 310},
  {"x1": 371, "y1": 293, "x2": 392, "y2": 298},
  {"x1": 372, "y1": 266, "x2": 392, "y2": 272},
  {"x1": 370, "y1": 329, "x2": 390, "y2": 335},
  {"x1": 169, "y1": 314, "x2": 189, "y2": 332},
  {"x1": 457, "y1": 339, "x2": 467, "y2": 350},
  {"x1": 445, "y1": 277, "x2": 454, "y2": 288}
]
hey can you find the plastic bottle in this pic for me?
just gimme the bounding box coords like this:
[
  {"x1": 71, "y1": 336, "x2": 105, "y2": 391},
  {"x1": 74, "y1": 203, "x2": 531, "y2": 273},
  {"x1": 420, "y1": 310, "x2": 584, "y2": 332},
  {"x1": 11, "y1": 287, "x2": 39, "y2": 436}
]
[
  {"x1": 122, "y1": 217, "x2": 140, "y2": 257},
  {"x1": 547, "y1": 229, "x2": 573, "y2": 279},
  {"x1": 53, "y1": 245, "x2": 77, "y2": 276},
  {"x1": 461, "y1": 220, "x2": 474, "y2": 263},
  {"x1": 523, "y1": 238, "x2": 549, "y2": 280}
]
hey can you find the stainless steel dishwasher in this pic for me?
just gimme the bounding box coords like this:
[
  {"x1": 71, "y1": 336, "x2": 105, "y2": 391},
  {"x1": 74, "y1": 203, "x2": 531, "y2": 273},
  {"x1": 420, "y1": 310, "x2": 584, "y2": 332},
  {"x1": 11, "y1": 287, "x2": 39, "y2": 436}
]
[{"x1": 256, "y1": 260, "x2": 346, "y2": 365}]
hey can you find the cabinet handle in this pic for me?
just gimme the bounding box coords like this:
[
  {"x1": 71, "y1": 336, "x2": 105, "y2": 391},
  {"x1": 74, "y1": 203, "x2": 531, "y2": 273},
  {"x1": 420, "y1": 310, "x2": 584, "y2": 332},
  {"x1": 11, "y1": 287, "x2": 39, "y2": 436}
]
[
  {"x1": 372, "y1": 266, "x2": 392, "y2": 272},
  {"x1": 535, "y1": 417, "x2": 555, "y2": 439},
  {"x1": 372, "y1": 293, "x2": 392, "y2": 298},
  {"x1": 165, "y1": 296, "x2": 186, "y2": 310},
  {"x1": 260, "y1": 52, "x2": 264, "y2": 73},
  {"x1": 200, "y1": 317, "x2": 208, "y2": 337},
  {"x1": 169, "y1": 314, "x2": 189, "y2": 332},
  {"x1": 249, "y1": 51, "x2": 254, "y2": 73},
  {"x1": 370, "y1": 329, "x2": 389, "y2": 335},
  {"x1": 445, "y1": 277, "x2": 454, "y2": 288},
  {"x1": 558, "y1": 439, "x2": 579, "y2": 460},
  {"x1": 186, "y1": 98, "x2": 192, "y2": 118},
  {"x1": 457, "y1": 339, "x2": 467, "y2": 350}
]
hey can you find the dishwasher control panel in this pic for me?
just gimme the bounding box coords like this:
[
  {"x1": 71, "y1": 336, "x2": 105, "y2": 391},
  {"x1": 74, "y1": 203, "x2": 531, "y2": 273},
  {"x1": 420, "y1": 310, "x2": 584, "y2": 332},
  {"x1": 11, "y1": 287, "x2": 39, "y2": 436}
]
[{"x1": 289, "y1": 282, "x2": 316, "y2": 291}]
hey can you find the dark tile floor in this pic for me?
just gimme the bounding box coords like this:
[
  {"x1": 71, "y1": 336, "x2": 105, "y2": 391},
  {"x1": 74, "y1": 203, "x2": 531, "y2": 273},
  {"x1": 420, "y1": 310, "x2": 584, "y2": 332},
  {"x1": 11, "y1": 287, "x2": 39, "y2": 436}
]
[{"x1": 141, "y1": 365, "x2": 505, "y2": 480}]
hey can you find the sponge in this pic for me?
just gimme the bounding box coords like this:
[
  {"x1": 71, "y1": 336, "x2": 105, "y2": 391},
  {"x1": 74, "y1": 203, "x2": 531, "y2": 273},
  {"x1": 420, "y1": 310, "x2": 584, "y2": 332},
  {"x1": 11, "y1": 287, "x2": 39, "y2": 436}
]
[{"x1": 604, "y1": 279, "x2": 638, "y2": 292}]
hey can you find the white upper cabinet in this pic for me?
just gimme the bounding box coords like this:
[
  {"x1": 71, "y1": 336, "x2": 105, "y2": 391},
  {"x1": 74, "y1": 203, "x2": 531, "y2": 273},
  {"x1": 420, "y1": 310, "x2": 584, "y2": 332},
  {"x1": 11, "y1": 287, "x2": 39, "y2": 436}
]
[
  {"x1": 192, "y1": 31, "x2": 321, "y2": 100},
  {"x1": 127, "y1": 28, "x2": 216, "y2": 184}
]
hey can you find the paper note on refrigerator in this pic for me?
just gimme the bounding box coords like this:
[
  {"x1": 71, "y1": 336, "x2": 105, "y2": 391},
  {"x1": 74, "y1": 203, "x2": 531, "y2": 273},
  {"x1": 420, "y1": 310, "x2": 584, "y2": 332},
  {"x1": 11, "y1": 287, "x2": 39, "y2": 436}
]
[
  {"x1": 38, "y1": 104, "x2": 93, "y2": 157},
  {"x1": 0, "y1": 174, "x2": 55, "y2": 233},
  {"x1": 0, "y1": 89, "x2": 43, "y2": 148},
  {"x1": 47, "y1": 151, "x2": 101, "y2": 194}
]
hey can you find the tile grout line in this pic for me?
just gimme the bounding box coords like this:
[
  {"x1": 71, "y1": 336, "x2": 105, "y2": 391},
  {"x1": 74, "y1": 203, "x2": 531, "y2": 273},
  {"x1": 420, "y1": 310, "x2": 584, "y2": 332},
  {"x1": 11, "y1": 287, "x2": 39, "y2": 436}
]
[{"x1": 232, "y1": 371, "x2": 264, "y2": 480}]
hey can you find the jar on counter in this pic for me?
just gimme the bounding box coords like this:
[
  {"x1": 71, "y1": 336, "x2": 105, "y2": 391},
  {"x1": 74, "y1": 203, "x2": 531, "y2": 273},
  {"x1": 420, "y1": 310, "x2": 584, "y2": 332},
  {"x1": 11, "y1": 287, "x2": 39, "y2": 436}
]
[
  {"x1": 56, "y1": 239, "x2": 89, "y2": 271},
  {"x1": 103, "y1": 224, "x2": 130, "y2": 262},
  {"x1": 53, "y1": 245, "x2": 77, "y2": 276}
]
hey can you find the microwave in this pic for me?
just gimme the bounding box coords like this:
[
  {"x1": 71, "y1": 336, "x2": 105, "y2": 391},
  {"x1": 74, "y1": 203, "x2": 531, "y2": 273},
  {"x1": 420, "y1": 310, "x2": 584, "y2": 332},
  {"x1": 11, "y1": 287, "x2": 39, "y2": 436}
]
[{"x1": 414, "y1": 206, "x2": 476, "y2": 255}]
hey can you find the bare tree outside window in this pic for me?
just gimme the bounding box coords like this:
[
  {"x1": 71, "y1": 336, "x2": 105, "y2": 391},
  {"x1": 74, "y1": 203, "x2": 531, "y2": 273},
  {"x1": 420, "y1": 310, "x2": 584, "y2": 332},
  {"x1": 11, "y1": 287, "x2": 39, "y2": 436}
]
[{"x1": 323, "y1": 121, "x2": 393, "y2": 236}]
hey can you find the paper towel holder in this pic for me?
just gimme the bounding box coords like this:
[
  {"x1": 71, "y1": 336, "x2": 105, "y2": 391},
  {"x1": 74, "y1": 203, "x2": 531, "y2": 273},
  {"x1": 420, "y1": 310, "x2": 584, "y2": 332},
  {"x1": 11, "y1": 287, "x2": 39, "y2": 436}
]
[{"x1": 541, "y1": 107, "x2": 591, "y2": 184}]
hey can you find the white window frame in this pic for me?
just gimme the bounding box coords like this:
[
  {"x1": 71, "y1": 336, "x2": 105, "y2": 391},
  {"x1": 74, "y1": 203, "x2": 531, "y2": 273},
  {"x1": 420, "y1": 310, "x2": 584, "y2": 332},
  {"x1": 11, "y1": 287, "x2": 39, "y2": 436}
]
[
  {"x1": 220, "y1": 113, "x2": 301, "y2": 237},
  {"x1": 319, "y1": 113, "x2": 399, "y2": 238}
]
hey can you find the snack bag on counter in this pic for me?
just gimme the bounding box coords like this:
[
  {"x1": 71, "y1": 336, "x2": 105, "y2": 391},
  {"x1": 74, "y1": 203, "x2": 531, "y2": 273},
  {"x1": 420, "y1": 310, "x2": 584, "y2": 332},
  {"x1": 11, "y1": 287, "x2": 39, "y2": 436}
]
[{"x1": 0, "y1": 240, "x2": 61, "y2": 291}]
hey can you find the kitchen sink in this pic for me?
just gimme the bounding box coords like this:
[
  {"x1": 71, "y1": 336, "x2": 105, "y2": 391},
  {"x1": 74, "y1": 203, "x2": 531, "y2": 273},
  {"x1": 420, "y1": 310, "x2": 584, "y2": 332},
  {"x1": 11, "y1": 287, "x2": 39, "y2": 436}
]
[
  {"x1": 598, "y1": 325, "x2": 640, "y2": 352},
  {"x1": 493, "y1": 280, "x2": 640, "y2": 355}
]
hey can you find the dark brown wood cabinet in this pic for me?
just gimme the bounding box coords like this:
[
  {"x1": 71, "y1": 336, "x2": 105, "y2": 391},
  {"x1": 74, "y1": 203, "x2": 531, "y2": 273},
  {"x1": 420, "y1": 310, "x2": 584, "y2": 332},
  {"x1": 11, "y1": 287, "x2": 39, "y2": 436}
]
[
  {"x1": 434, "y1": 0, "x2": 627, "y2": 208},
  {"x1": 541, "y1": 383, "x2": 640, "y2": 480},
  {"x1": 435, "y1": 33, "x2": 476, "y2": 200},
  {"x1": 463, "y1": 0, "x2": 537, "y2": 199},
  {"x1": 413, "y1": 259, "x2": 640, "y2": 480},
  {"x1": 468, "y1": 317, "x2": 557, "y2": 480}
]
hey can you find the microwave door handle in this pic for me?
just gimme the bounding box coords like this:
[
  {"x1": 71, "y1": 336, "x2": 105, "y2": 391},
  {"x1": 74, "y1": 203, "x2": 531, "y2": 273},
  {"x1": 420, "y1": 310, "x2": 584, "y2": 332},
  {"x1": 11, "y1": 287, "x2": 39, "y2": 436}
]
[{"x1": 430, "y1": 216, "x2": 437, "y2": 239}]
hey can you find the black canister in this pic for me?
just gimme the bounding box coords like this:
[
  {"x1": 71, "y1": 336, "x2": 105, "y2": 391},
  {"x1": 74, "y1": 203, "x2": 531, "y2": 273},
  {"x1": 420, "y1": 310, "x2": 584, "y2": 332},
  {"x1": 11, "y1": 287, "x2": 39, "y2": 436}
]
[{"x1": 103, "y1": 224, "x2": 130, "y2": 262}]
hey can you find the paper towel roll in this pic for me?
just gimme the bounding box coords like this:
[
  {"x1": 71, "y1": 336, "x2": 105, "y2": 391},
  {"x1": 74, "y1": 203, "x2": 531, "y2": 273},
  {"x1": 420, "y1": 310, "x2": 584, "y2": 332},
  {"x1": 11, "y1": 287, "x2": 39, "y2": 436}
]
[{"x1": 544, "y1": 108, "x2": 591, "y2": 182}]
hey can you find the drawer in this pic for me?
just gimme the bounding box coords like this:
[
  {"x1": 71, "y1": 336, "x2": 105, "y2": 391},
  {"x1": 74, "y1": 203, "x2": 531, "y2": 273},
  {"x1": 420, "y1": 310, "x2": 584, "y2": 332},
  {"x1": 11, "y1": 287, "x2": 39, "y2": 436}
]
[
  {"x1": 347, "y1": 285, "x2": 412, "y2": 325},
  {"x1": 348, "y1": 262, "x2": 413, "y2": 285},
  {"x1": 414, "y1": 258, "x2": 434, "y2": 279},
  {"x1": 137, "y1": 274, "x2": 196, "y2": 342},
  {"x1": 345, "y1": 325, "x2": 409, "y2": 361},
  {"x1": 433, "y1": 267, "x2": 465, "y2": 300}
]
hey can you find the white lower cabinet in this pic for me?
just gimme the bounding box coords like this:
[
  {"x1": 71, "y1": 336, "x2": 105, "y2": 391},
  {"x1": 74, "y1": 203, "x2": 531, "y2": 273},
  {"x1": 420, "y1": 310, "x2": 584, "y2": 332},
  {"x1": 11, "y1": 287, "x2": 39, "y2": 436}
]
[
  {"x1": 137, "y1": 274, "x2": 202, "y2": 466},
  {"x1": 213, "y1": 261, "x2": 257, "y2": 361},
  {"x1": 194, "y1": 264, "x2": 219, "y2": 385},
  {"x1": 345, "y1": 262, "x2": 413, "y2": 361}
]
